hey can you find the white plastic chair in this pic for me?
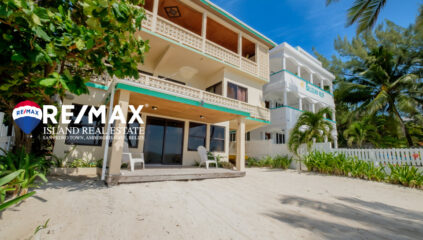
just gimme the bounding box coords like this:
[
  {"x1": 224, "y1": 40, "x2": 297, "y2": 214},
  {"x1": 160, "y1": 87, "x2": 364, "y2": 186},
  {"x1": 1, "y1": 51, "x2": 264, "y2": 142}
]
[
  {"x1": 197, "y1": 146, "x2": 218, "y2": 169},
  {"x1": 122, "y1": 142, "x2": 145, "y2": 171}
]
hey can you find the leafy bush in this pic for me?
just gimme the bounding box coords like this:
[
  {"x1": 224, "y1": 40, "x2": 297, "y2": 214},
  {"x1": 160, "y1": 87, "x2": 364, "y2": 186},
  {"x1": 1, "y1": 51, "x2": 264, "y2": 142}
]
[
  {"x1": 66, "y1": 159, "x2": 97, "y2": 168},
  {"x1": 246, "y1": 155, "x2": 292, "y2": 169},
  {"x1": 304, "y1": 151, "x2": 422, "y2": 189},
  {"x1": 388, "y1": 164, "x2": 423, "y2": 188},
  {"x1": 0, "y1": 148, "x2": 49, "y2": 211}
]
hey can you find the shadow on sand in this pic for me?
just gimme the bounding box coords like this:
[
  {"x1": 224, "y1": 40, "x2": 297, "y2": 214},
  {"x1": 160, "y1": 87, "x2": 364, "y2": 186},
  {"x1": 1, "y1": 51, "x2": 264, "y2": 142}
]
[{"x1": 265, "y1": 195, "x2": 423, "y2": 240}]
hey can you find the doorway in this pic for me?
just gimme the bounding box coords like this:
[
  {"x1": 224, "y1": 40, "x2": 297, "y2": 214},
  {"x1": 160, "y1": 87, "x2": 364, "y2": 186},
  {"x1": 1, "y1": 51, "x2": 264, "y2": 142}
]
[{"x1": 143, "y1": 116, "x2": 184, "y2": 165}]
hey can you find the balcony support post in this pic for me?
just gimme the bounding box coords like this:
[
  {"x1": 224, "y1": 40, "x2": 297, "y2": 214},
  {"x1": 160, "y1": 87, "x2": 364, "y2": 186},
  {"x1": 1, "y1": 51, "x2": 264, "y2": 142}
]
[
  {"x1": 151, "y1": 0, "x2": 159, "y2": 32},
  {"x1": 283, "y1": 89, "x2": 287, "y2": 106},
  {"x1": 238, "y1": 32, "x2": 242, "y2": 65},
  {"x1": 236, "y1": 117, "x2": 246, "y2": 171},
  {"x1": 255, "y1": 43, "x2": 260, "y2": 71},
  {"x1": 282, "y1": 56, "x2": 286, "y2": 70},
  {"x1": 297, "y1": 65, "x2": 301, "y2": 77},
  {"x1": 299, "y1": 97, "x2": 303, "y2": 111},
  {"x1": 201, "y1": 12, "x2": 207, "y2": 51},
  {"x1": 310, "y1": 72, "x2": 314, "y2": 84},
  {"x1": 321, "y1": 79, "x2": 324, "y2": 89},
  {"x1": 311, "y1": 103, "x2": 315, "y2": 113}
]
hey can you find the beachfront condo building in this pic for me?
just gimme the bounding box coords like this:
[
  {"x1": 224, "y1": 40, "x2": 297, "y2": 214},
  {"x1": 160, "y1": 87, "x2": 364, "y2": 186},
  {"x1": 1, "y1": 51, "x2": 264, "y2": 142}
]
[{"x1": 51, "y1": 0, "x2": 276, "y2": 184}]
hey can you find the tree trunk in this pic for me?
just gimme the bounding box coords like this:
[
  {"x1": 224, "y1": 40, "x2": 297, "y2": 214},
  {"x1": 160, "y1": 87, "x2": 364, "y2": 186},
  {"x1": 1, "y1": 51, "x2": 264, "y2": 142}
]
[
  {"x1": 392, "y1": 105, "x2": 413, "y2": 147},
  {"x1": 13, "y1": 123, "x2": 32, "y2": 152}
]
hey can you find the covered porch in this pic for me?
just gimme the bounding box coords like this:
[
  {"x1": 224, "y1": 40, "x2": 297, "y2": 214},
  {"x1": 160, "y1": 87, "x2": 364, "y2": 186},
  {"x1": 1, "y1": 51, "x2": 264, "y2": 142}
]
[{"x1": 102, "y1": 76, "x2": 267, "y2": 185}]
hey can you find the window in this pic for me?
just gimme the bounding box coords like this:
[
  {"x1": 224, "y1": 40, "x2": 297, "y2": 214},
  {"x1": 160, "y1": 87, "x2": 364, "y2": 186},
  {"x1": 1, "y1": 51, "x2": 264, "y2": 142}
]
[
  {"x1": 210, "y1": 125, "x2": 225, "y2": 152},
  {"x1": 188, "y1": 122, "x2": 207, "y2": 151},
  {"x1": 227, "y1": 82, "x2": 248, "y2": 102},
  {"x1": 230, "y1": 131, "x2": 236, "y2": 142},
  {"x1": 276, "y1": 133, "x2": 285, "y2": 144},
  {"x1": 265, "y1": 101, "x2": 270, "y2": 109},
  {"x1": 65, "y1": 104, "x2": 103, "y2": 146},
  {"x1": 275, "y1": 102, "x2": 283, "y2": 108},
  {"x1": 246, "y1": 132, "x2": 250, "y2": 141},
  {"x1": 126, "y1": 113, "x2": 140, "y2": 148},
  {"x1": 206, "y1": 82, "x2": 223, "y2": 95},
  {"x1": 265, "y1": 132, "x2": 272, "y2": 140}
]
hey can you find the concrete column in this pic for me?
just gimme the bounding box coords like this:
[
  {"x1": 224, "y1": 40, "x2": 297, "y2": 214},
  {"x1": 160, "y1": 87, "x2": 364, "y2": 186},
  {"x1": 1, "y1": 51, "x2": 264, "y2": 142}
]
[
  {"x1": 324, "y1": 136, "x2": 328, "y2": 143},
  {"x1": 283, "y1": 89, "x2": 287, "y2": 106},
  {"x1": 151, "y1": 0, "x2": 159, "y2": 32},
  {"x1": 282, "y1": 57, "x2": 286, "y2": 70},
  {"x1": 310, "y1": 73, "x2": 313, "y2": 84},
  {"x1": 255, "y1": 43, "x2": 260, "y2": 66},
  {"x1": 201, "y1": 12, "x2": 207, "y2": 51},
  {"x1": 329, "y1": 84, "x2": 333, "y2": 93},
  {"x1": 237, "y1": 32, "x2": 242, "y2": 57},
  {"x1": 299, "y1": 97, "x2": 303, "y2": 111},
  {"x1": 108, "y1": 90, "x2": 130, "y2": 177},
  {"x1": 332, "y1": 110, "x2": 336, "y2": 121},
  {"x1": 236, "y1": 117, "x2": 246, "y2": 171},
  {"x1": 334, "y1": 136, "x2": 338, "y2": 149},
  {"x1": 311, "y1": 103, "x2": 315, "y2": 113},
  {"x1": 320, "y1": 79, "x2": 324, "y2": 89},
  {"x1": 297, "y1": 65, "x2": 301, "y2": 77}
]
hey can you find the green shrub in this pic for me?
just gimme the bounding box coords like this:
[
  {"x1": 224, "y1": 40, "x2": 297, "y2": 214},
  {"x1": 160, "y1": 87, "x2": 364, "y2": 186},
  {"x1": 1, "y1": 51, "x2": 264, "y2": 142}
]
[
  {"x1": 246, "y1": 157, "x2": 260, "y2": 167},
  {"x1": 304, "y1": 151, "x2": 423, "y2": 189},
  {"x1": 388, "y1": 164, "x2": 423, "y2": 188},
  {"x1": 271, "y1": 155, "x2": 292, "y2": 169},
  {"x1": 66, "y1": 159, "x2": 97, "y2": 168},
  {"x1": 246, "y1": 155, "x2": 292, "y2": 169}
]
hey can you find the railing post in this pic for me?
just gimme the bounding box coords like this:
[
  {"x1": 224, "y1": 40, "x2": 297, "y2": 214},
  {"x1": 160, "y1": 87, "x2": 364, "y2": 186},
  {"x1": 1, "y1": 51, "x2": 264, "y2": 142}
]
[
  {"x1": 151, "y1": 0, "x2": 159, "y2": 32},
  {"x1": 201, "y1": 12, "x2": 207, "y2": 52}
]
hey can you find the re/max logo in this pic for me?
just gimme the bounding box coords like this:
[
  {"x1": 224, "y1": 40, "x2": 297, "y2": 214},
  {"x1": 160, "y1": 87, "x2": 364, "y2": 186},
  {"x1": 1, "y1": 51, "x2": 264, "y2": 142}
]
[{"x1": 42, "y1": 105, "x2": 143, "y2": 124}]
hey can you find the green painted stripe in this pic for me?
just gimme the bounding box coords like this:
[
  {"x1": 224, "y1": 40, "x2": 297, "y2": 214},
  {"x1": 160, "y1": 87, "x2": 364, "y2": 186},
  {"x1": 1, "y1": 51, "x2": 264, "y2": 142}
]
[
  {"x1": 200, "y1": 0, "x2": 276, "y2": 47},
  {"x1": 86, "y1": 82, "x2": 109, "y2": 90},
  {"x1": 246, "y1": 117, "x2": 270, "y2": 124},
  {"x1": 115, "y1": 83, "x2": 250, "y2": 117},
  {"x1": 270, "y1": 69, "x2": 334, "y2": 96}
]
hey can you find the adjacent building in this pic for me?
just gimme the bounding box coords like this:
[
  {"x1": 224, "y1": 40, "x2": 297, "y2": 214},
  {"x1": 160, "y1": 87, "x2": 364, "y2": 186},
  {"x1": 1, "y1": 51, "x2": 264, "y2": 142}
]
[{"x1": 241, "y1": 43, "x2": 337, "y2": 158}]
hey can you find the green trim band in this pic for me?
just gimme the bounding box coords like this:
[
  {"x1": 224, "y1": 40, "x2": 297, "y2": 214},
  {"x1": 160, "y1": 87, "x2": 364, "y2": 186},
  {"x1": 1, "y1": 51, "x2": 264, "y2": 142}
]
[
  {"x1": 86, "y1": 82, "x2": 109, "y2": 90},
  {"x1": 115, "y1": 83, "x2": 250, "y2": 117},
  {"x1": 200, "y1": 0, "x2": 276, "y2": 47},
  {"x1": 246, "y1": 117, "x2": 270, "y2": 124},
  {"x1": 270, "y1": 69, "x2": 334, "y2": 96},
  {"x1": 270, "y1": 105, "x2": 336, "y2": 123}
]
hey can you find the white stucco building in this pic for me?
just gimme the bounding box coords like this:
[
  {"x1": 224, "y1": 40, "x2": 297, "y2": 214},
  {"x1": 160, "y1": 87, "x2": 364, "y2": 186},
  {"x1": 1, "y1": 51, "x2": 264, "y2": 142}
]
[{"x1": 243, "y1": 42, "x2": 337, "y2": 158}]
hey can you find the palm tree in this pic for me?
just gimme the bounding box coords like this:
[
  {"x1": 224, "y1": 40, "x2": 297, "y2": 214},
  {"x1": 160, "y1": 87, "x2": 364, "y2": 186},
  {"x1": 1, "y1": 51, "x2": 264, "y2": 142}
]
[
  {"x1": 338, "y1": 46, "x2": 422, "y2": 147},
  {"x1": 326, "y1": 0, "x2": 387, "y2": 33},
  {"x1": 343, "y1": 117, "x2": 380, "y2": 147},
  {"x1": 288, "y1": 108, "x2": 334, "y2": 170}
]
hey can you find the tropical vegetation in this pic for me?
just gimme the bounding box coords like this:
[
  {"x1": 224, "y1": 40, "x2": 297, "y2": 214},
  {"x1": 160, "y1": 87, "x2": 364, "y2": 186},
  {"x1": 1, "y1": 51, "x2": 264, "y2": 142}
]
[
  {"x1": 314, "y1": 20, "x2": 423, "y2": 148},
  {"x1": 246, "y1": 155, "x2": 292, "y2": 169},
  {"x1": 0, "y1": 0, "x2": 149, "y2": 150},
  {"x1": 0, "y1": 148, "x2": 50, "y2": 211},
  {"x1": 304, "y1": 151, "x2": 423, "y2": 188}
]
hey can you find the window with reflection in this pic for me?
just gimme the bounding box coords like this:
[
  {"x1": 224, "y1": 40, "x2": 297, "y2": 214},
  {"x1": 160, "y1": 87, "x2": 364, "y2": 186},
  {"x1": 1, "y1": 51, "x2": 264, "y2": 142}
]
[
  {"x1": 227, "y1": 82, "x2": 248, "y2": 102},
  {"x1": 188, "y1": 122, "x2": 207, "y2": 151},
  {"x1": 210, "y1": 125, "x2": 225, "y2": 152}
]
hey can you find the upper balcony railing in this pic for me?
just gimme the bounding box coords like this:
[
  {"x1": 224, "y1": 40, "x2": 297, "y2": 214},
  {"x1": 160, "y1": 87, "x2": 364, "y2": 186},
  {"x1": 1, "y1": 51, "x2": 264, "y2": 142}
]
[
  {"x1": 91, "y1": 73, "x2": 270, "y2": 122},
  {"x1": 142, "y1": 10, "x2": 268, "y2": 81}
]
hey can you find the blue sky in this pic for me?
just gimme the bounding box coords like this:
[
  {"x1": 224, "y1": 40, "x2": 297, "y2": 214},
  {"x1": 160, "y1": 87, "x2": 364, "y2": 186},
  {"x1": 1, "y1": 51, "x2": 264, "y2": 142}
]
[{"x1": 210, "y1": 0, "x2": 422, "y2": 58}]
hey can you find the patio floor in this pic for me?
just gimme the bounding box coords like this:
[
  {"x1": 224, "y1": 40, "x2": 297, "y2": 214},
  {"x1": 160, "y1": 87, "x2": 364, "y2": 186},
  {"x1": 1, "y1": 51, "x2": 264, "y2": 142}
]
[{"x1": 117, "y1": 167, "x2": 245, "y2": 184}]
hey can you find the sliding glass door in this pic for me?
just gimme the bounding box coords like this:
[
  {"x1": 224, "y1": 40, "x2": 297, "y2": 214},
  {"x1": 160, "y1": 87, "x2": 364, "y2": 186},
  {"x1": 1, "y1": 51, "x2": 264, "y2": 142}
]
[{"x1": 144, "y1": 116, "x2": 184, "y2": 165}]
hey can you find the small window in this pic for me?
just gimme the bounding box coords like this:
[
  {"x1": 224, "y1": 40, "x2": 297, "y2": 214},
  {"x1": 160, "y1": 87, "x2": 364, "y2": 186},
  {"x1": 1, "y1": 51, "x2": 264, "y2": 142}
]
[
  {"x1": 126, "y1": 113, "x2": 140, "y2": 148},
  {"x1": 227, "y1": 82, "x2": 248, "y2": 102},
  {"x1": 65, "y1": 104, "x2": 103, "y2": 146},
  {"x1": 276, "y1": 133, "x2": 285, "y2": 144},
  {"x1": 265, "y1": 101, "x2": 270, "y2": 109},
  {"x1": 210, "y1": 125, "x2": 225, "y2": 152},
  {"x1": 230, "y1": 131, "x2": 236, "y2": 142},
  {"x1": 246, "y1": 132, "x2": 250, "y2": 141},
  {"x1": 206, "y1": 82, "x2": 223, "y2": 95},
  {"x1": 265, "y1": 132, "x2": 272, "y2": 140},
  {"x1": 188, "y1": 122, "x2": 207, "y2": 151}
]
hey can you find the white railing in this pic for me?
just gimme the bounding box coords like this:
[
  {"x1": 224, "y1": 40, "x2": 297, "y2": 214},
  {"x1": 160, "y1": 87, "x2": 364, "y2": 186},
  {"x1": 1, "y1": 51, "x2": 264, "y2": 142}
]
[
  {"x1": 332, "y1": 148, "x2": 423, "y2": 166},
  {"x1": 241, "y1": 58, "x2": 257, "y2": 75},
  {"x1": 0, "y1": 112, "x2": 13, "y2": 155},
  {"x1": 156, "y1": 17, "x2": 203, "y2": 51},
  {"x1": 121, "y1": 74, "x2": 270, "y2": 121},
  {"x1": 205, "y1": 40, "x2": 240, "y2": 67},
  {"x1": 140, "y1": 11, "x2": 268, "y2": 80}
]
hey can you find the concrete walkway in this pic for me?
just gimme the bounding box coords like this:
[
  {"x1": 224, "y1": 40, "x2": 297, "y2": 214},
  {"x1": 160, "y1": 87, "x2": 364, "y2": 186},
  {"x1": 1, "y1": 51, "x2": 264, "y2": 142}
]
[{"x1": 1, "y1": 168, "x2": 423, "y2": 240}]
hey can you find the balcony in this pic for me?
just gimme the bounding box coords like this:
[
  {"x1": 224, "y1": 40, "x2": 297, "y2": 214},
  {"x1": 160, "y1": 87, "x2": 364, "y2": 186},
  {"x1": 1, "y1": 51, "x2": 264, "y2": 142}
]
[
  {"x1": 265, "y1": 70, "x2": 335, "y2": 107},
  {"x1": 91, "y1": 73, "x2": 270, "y2": 122},
  {"x1": 140, "y1": 3, "x2": 269, "y2": 81}
]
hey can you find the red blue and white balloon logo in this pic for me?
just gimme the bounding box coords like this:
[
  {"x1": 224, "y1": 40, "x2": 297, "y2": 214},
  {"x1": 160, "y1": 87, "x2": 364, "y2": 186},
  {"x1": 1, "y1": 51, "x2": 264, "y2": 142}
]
[{"x1": 12, "y1": 101, "x2": 42, "y2": 134}]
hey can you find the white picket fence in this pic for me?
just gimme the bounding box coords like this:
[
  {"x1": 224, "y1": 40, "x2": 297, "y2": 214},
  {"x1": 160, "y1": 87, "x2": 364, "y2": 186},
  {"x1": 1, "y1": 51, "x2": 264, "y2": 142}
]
[
  {"x1": 332, "y1": 148, "x2": 423, "y2": 166},
  {"x1": 0, "y1": 112, "x2": 13, "y2": 155}
]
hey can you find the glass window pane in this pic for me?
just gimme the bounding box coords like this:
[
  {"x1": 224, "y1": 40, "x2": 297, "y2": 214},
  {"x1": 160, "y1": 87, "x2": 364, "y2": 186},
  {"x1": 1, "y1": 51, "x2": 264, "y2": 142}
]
[{"x1": 188, "y1": 122, "x2": 206, "y2": 151}]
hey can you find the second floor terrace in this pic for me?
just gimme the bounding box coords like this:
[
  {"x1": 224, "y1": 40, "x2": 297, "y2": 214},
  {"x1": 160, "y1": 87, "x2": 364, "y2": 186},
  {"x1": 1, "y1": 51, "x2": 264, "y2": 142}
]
[{"x1": 139, "y1": 0, "x2": 276, "y2": 82}]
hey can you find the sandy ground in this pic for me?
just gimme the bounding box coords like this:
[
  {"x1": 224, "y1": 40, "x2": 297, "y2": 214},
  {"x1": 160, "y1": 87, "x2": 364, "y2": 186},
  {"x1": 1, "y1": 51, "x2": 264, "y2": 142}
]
[{"x1": 1, "y1": 168, "x2": 423, "y2": 240}]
